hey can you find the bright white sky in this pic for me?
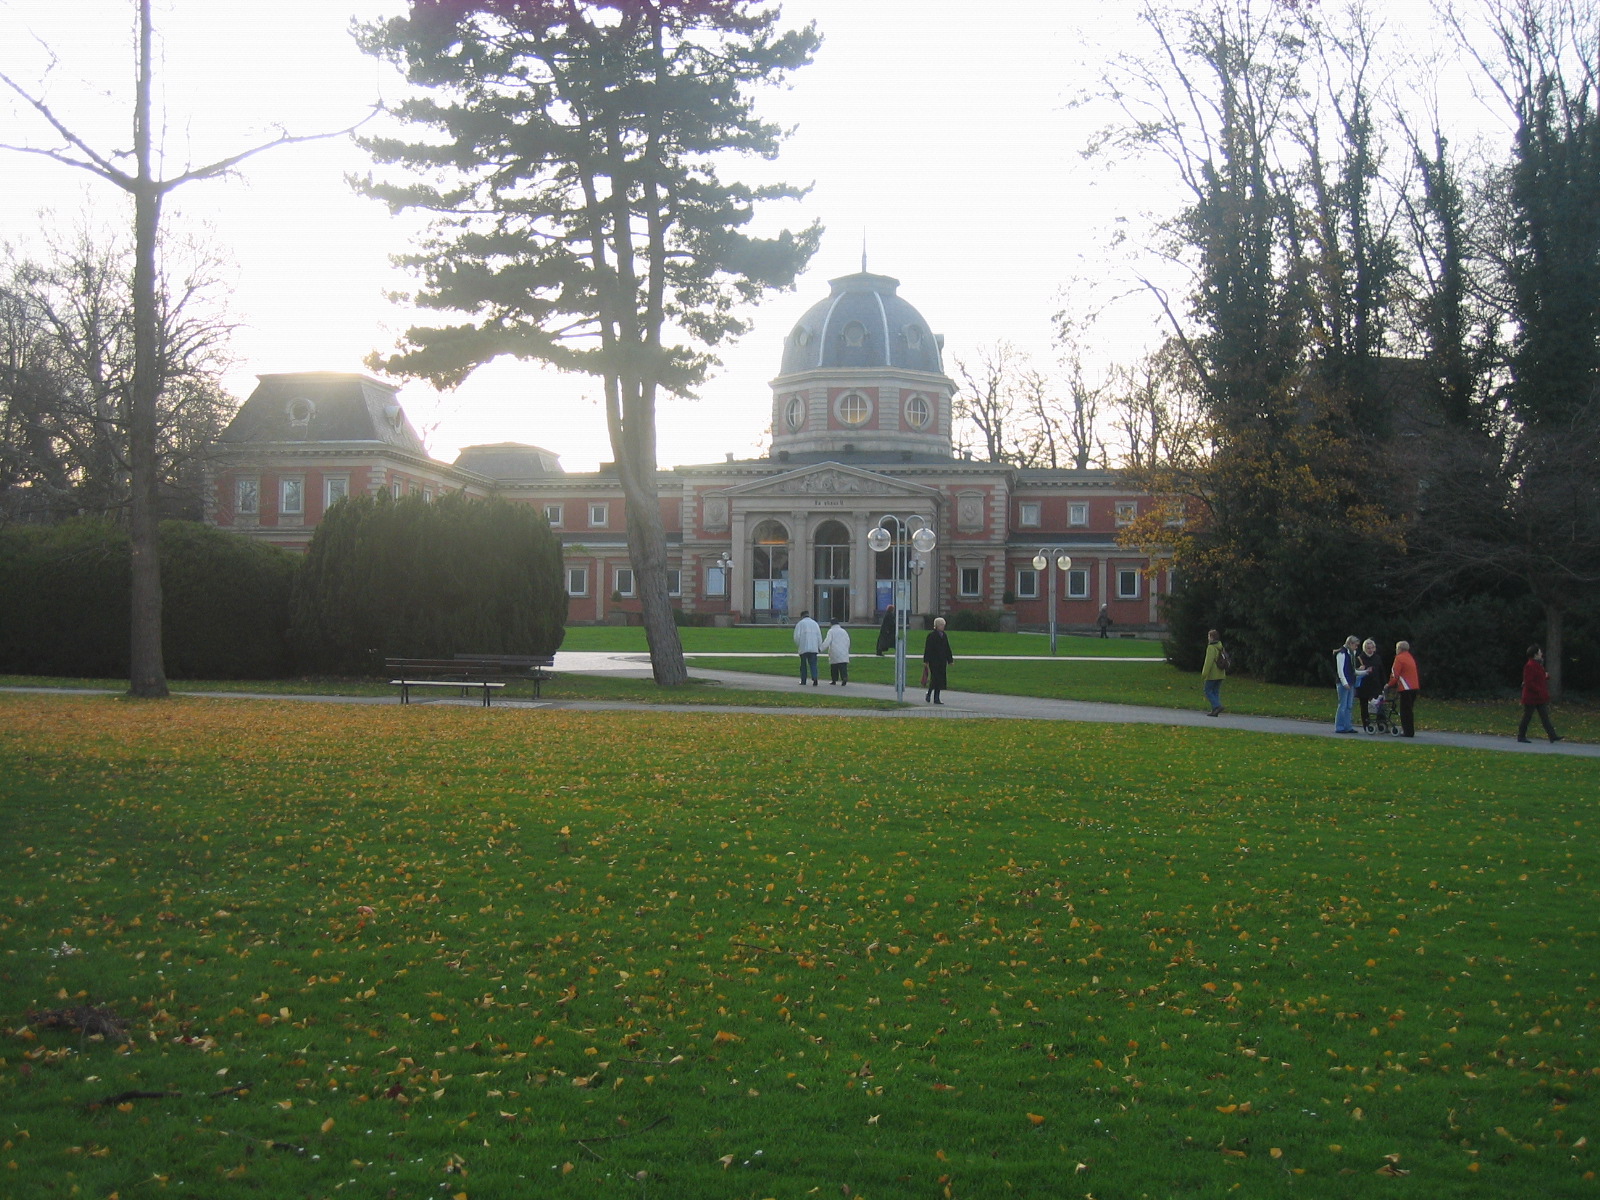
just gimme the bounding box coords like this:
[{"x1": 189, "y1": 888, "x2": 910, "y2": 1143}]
[{"x1": 0, "y1": 0, "x2": 1495, "y2": 471}]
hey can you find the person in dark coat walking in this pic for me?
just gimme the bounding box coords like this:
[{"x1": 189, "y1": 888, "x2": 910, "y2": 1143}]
[
  {"x1": 875, "y1": 605, "x2": 896, "y2": 656},
  {"x1": 922, "y1": 616, "x2": 954, "y2": 704},
  {"x1": 1517, "y1": 645, "x2": 1563, "y2": 744}
]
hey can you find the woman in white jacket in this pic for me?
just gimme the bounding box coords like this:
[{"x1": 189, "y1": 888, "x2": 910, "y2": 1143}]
[{"x1": 821, "y1": 619, "x2": 852, "y2": 685}]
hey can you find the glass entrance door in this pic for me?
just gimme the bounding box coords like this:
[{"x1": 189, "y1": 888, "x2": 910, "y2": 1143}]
[{"x1": 812, "y1": 520, "x2": 851, "y2": 623}]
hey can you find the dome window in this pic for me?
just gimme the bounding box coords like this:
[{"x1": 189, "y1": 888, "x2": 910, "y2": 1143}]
[
  {"x1": 905, "y1": 394, "x2": 931, "y2": 429},
  {"x1": 904, "y1": 324, "x2": 923, "y2": 348},
  {"x1": 835, "y1": 391, "x2": 871, "y2": 427},
  {"x1": 841, "y1": 321, "x2": 866, "y2": 348},
  {"x1": 785, "y1": 395, "x2": 806, "y2": 431},
  {"x1": 286, "y1": 397, "x2": 316, "y2": 425},
  {"x1": 794, "y1": 325, "x2": 812, "y2": 347}
]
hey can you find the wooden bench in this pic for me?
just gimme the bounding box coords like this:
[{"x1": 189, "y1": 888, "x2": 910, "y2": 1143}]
[
  {"x1": 390, "y1": 678, "x2": 505, "y2": 707},
  {"x1": 384, "y1": 654, "x2": 557, "y2": 705}
]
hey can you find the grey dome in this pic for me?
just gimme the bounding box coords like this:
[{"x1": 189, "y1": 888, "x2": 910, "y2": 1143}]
[{"x1": 779, "y1": 271, "x2": 943, "y2": 376}]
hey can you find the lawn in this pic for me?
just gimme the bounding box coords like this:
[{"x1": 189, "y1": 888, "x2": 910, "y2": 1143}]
[
  {"x1": 2, "y1": 693, "x2": 1597, "y2": 1199},
  {"x1": 0, "y1": 672, "x2": 903, "y2": 711}
]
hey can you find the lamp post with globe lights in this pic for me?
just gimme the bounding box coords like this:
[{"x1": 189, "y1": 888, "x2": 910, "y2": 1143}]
[
  {"x1": 1032, "y1": 548, "x2": 1073, "y2": 655},
  {"x1": 867, "y1": 514, "x2": 937, "y2": 701},
  {"x1": 714, "y1": 553, "x2": 735, "y2": 619}
]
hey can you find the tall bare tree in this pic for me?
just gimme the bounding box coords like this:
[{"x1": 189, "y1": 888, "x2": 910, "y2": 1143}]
[{"x1": 1, "y1": 0, "x2": 361, "y2": 697}]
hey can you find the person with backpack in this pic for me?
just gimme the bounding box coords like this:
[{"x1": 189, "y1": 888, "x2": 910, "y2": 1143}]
[{"x1": 1201, "y1": 629, "x2": 1228, "y2": 716}]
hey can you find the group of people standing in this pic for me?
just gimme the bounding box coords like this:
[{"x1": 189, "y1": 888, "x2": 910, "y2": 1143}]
[
  {"x1": 1205, "y1": 629, "x2": 1564, "y2": 743},
  {"x1": 1332, "y1": 637, "x2": 1420, "y2": 736},
  {"x1": 794, "y1": 610, "x2": 954, "y2": 704}
]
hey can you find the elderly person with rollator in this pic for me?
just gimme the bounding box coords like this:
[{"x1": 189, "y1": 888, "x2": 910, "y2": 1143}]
[{"x1": 1387, "y1": 640, "x2": 1421, "y2": 737}]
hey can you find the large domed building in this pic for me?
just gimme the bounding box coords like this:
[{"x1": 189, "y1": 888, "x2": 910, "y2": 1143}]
[{"x1": 207, "y1": 270, "x2": 1169, "y2": 632}]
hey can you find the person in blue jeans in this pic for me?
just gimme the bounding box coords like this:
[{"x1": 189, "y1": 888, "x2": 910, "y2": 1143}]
[
  {"x1": 1200, "y1": 629, "x2": 1226, "y2": 716},
  {"x1": 1333, "y1": 635, "x2": 1359, "y2": 732}
]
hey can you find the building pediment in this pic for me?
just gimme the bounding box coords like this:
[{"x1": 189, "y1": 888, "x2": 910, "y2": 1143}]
[{"x1": 719, "y1": 462, "x2": 940, "y2": 500}]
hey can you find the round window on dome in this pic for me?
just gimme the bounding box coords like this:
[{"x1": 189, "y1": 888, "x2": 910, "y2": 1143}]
[
  {"x1": 794, "y1": 326, "x2": 812, "y2": 347},
  {"x1": 835, "y1": 391, "x2": 871, "y2": 427},
  {"x1": 905, "y1": 394, "x2": 931, "y2": 429},
  {"x1": 904, "y1": 324, "x2": 923, "y2": 348},
  {"x1": 785, "y1": 395, "x2": 806, "y2": 431}
]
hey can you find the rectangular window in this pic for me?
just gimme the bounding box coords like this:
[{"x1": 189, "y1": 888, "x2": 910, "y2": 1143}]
[
  {"x1": 391, "y1": 481, "x2": 402, "y2": 499},
  {"x1": 707, "y1": 566, "x2": 729, "y2": 597},
  {"x1": 566, "y1": 567, "x2": 588, "y2": 596},
  {"x1": 280, "y1": 477, "x2": 304, "y2": 516},
  {"x1": 422, "y1": 488, "x2": 433, "y2": 503},
  {"x1": 615, "y1": 567, "x2": 635, "y2": 597},
  {"x1": 545, "y1": 504, "x2": 563, "y2": 527},
  {"x1": 1068, "y1": 502, "x2": 1089, "y2": 526},
  {"x1": 1115, "y1": 501, "x2": 1137, "y2": 524},
  {"x1": 589, "y1": 503, "x2": 608, "y2": 527},
  {"x1": 1017, "y1": 568, "x2": 1039, "y2": 599},
  {"x1": 959, "y1": 566, "x2": 981, "y2": 597},
  {"x1": 1067, "y1": 569, "x2": 1089, "y2": 598},
  {"x1": 324, "y1": 476, "x2": 348, "y2": 508},
  {"x1": 1117, "y1": 568, "x2": 1140, "y2": 599},
  {"x1": 235, "y1": 478, "x2": 259, "y2": 515},
  {"x1": 667, "y1": 569, "x2": 682, "y2": 597},
  {"x1": 1018, "y1": 501, "x2": 1041, "y2": 528}
]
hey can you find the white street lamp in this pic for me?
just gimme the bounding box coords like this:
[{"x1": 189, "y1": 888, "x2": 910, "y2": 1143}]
[
  {"x1": 715, "y1": 553, "x2": 734, "y2": 615},
  {"x1": 868, "y1": 514, "x2": 937, "y2": 701},
  {"x1": 1031, "y1": 548, "x2": 1073, "y2": 654}
]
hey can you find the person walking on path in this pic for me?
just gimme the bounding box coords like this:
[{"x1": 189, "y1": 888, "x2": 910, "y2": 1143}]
[
  {"x1": 1334, "y1": 636, "x2": 1360, "y2": 732},
  {"x1": 1201, "y1": 629, "x2": 1227, "y2": 716},
  {"x1": 1517, "y1": 644, "x2": 1564, "y2": 744},
  {"x1": 793, "y1": 611, "x2": 821, "y2": 686},
  {"x1": 875, "y1": 605, "x2": 897, "y2": 656},
  {"x1": 1356, "y1": 638, "x2": 1384, "y2": 729},
  {"x1": 922, "y1": 616, "x2": 954, "y2": 704},
  {"x1": 821, "y1": 619, "x2": 852, "y2": 686},
  {"x1": 1387, "y1": 640, "x2": 1421, "y2": 737},
  {"x1": 1096, "y1": 605, "x2": 1114, "y2": 639}
]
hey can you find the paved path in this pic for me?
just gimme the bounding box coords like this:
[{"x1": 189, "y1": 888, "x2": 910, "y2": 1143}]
[{"x1": 5, "y1": 651, "x2": 1595, "y2": 759}]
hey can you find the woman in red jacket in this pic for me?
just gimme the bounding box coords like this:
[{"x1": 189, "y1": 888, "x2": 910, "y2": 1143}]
[{"x1": 1517, "y1": 645, "x2": 1563, "y2": 744}]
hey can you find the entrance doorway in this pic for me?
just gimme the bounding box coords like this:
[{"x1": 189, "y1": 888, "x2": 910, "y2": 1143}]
[
  {"x1": 812, "y1": 520, "x2": 851, "y2": 623},
  {"x1": 750, "y1": 519, "x2": 790, "y2": 624}
]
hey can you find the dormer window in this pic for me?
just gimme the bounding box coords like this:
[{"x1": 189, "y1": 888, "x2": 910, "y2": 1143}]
[
  {"x1": 842, "y1": 321, "x2": 866, "y2": 348},
  {"x1": 904, "y1": 324, "x2": 923, "y2": 348},
  {"x1": 286, "y1": 397, "x2": 315, "y2": 427},
  {"x1": 793, "y1": 325, "x2": 812, "y2": 347}
]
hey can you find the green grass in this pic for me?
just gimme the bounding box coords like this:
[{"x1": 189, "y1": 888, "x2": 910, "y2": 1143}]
[
  {"x1": 0, "y1": 672, "x2": 903, "y2": 711},
  {"x1": 2, "y1": 693, "x2": 1598, "y2": 1198},
  {"x1": 688, "y1": 654, "x2": 1600, "y2": 742},
  {"x1": 561, "y1": 625, "x2": 1166, "y2": 657}
]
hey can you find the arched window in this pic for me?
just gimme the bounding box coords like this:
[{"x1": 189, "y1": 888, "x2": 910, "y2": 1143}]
[{"x1": 750, "y1": 520, "x2": 790, "y2": 621}]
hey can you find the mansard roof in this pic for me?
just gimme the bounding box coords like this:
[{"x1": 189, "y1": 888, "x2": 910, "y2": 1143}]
[{"x1": 220, "y1": 372, "x2": 427, "y2": 455}]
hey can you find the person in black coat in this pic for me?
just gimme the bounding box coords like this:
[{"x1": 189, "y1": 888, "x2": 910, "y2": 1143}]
[
  {"x1": 922, "y1": 616, "x2": 954, "y2": 704},
  {"x1": 1355, "y1": 638, "x2": 1384, "y2": 728},
  {"x1": 875, "y1": 605, "x2": 896, "y2": 656}
]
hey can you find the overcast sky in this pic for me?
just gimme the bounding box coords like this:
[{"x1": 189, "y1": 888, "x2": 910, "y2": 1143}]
[{"x1": 1, "y1": 0, "x2": 1493, "y2": 471}]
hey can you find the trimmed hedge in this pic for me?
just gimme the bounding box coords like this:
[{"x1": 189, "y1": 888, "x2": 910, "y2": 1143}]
[
  {"x1": 0, "y1": 519, "x2": 298, "y2": 678},
  {"x1": 289, "y1": 493, "x2": 566, "y2": 675}
]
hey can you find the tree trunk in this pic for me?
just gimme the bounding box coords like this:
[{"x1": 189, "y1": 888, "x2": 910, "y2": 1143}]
[
  {"x1": 618, "y1": 465, "x2": 688, "y2": 686},
  {"x1": 1544, "y1": 601, "x2": 1564, "y2": 702},
  {"x1": 126, "y1": 0, "x2": 168, "y2": 699}
]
